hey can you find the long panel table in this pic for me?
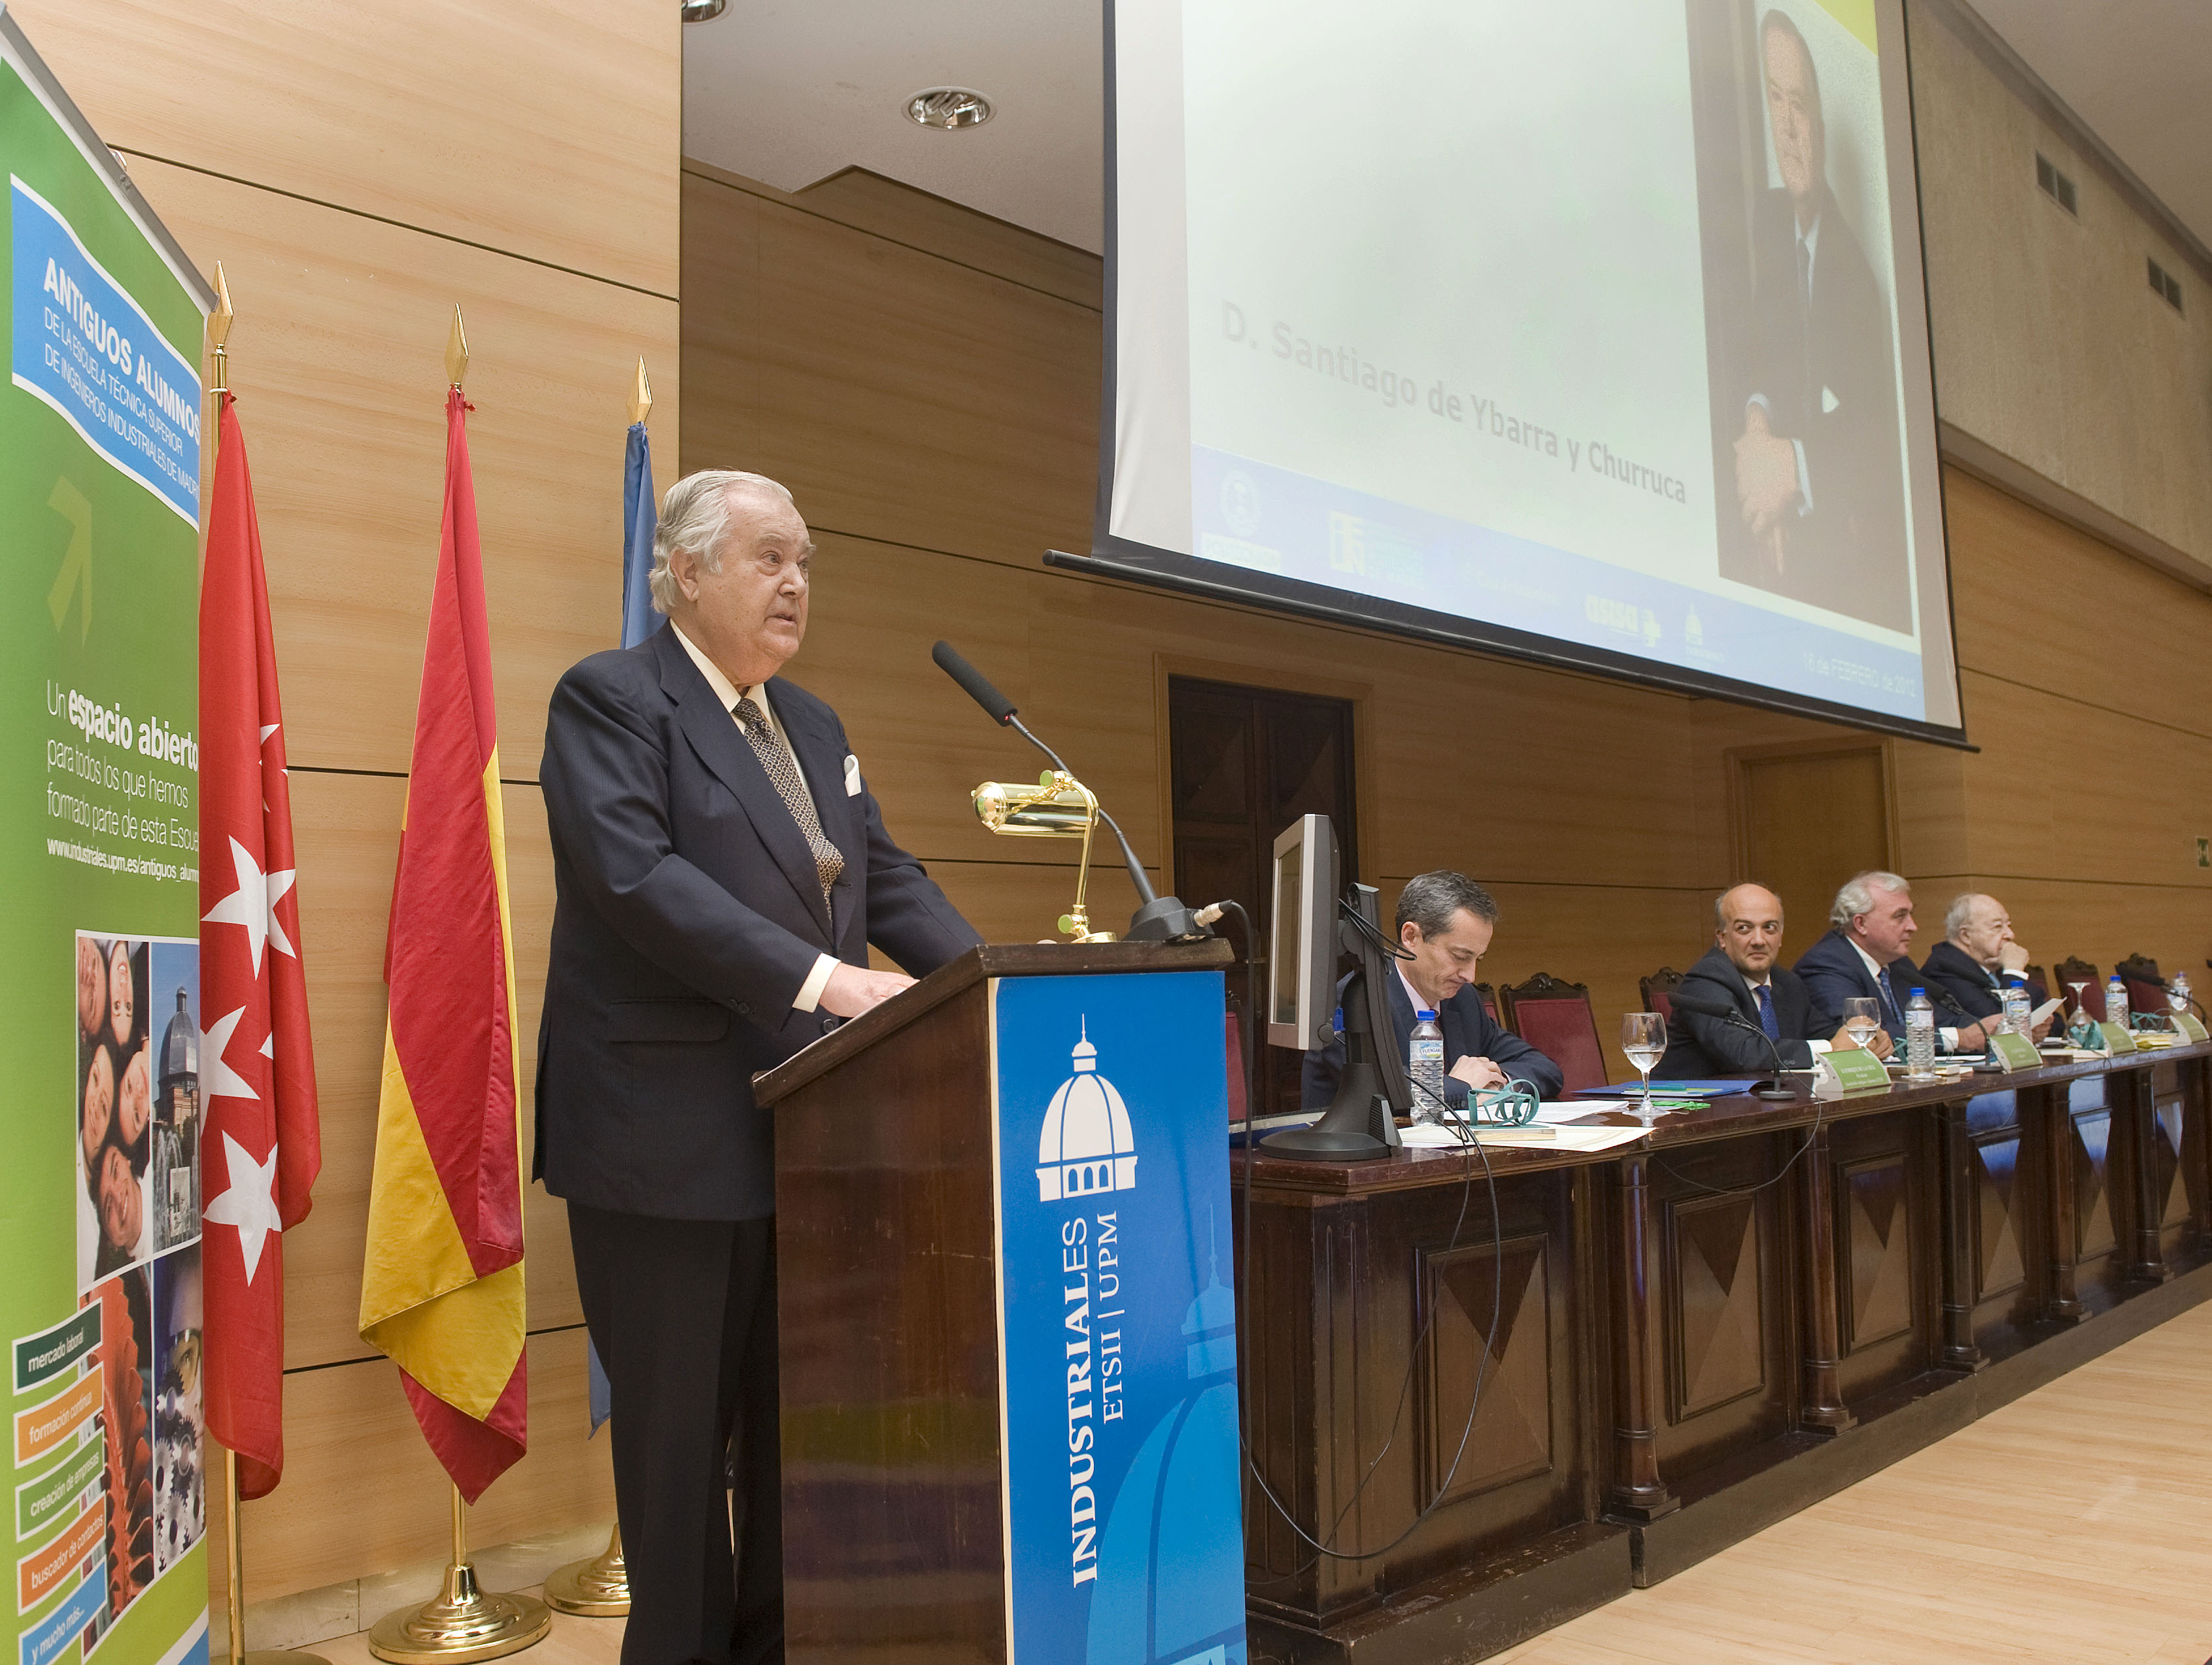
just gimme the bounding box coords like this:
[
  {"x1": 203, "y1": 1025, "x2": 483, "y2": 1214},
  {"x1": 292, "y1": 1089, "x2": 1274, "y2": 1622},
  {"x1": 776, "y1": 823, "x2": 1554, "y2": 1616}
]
[{"x1": 1233, "y1": 1042, "x2": 2212, "y2": 1664}]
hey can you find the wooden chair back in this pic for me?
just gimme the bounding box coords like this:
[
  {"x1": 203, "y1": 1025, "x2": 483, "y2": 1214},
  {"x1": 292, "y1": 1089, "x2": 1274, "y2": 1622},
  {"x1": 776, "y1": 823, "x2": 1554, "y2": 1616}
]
[
  {"x1": 1497, "y1": 971, "x2": 1608, "y2": 1094},
  {"x1": 1640, "y1": 966, "x2": 1686, "y2": 1029},
  {"x1": 2054, "y1": 957, "x2": 2104, "y2": 1021}
]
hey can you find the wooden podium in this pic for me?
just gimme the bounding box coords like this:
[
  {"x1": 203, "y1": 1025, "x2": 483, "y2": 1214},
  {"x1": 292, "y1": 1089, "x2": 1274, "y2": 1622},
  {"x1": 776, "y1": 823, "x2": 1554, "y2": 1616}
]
[{"x1": 753, "y1": 939, "x2": 1242, "y2": 1665}]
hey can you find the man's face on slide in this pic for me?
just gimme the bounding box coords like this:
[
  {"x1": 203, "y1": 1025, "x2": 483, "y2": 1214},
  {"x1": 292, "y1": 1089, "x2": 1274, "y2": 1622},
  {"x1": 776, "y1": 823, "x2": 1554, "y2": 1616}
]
[{"x1": 1763, "y1": 26, "x2": 1823, "y2": 214}]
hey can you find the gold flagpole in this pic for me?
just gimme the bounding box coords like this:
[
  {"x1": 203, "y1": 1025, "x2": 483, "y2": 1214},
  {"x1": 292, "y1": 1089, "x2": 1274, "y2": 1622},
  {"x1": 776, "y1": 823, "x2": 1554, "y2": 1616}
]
[
  {"x1": 226, "y1": 1449, "x2": 333, "y2": 1665},
  {"x1": 543, "y1": 358, "x2": 645, "y2": 1621},
  {"x1": 365, "y1": 311, "x2": 547, "y2": 1665},
  {"x1": 208, "y1": 277, "x2": 330, "y2": 1665}
]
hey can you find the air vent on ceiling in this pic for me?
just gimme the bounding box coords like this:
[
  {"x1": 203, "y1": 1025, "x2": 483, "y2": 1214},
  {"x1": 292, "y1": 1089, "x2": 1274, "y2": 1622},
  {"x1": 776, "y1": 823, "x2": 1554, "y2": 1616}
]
[
  {"x1": 2035, "y1": 152, "x2": 2077, "y2": 216},
  {"x1": 2148, "y1": 256, "x2": 2184, "y2": 315}
]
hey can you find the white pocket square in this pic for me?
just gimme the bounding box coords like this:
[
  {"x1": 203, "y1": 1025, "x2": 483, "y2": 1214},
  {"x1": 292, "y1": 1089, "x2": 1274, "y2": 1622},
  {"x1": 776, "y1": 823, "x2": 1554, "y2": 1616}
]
[
  {"x1": 843, "y1": 753, "x2": 863, "y2": 796},
  {"x1": 1820, "y1": 385, "x2": 1840, "y2": 414}
]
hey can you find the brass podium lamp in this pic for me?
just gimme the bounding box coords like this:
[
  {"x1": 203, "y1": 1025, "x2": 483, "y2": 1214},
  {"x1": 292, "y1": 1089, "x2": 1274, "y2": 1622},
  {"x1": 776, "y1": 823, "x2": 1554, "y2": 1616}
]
[{"x1": 972, "y1": 771, "x2": 1115, "y2": 941}]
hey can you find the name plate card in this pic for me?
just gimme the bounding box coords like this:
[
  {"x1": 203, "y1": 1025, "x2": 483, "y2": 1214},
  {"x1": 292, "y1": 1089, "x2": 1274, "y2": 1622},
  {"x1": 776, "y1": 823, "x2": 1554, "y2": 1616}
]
[
  {"x1": 2098, "y1": 1021, "x2": 2138, "y2": 1055},
  {"x1": 2175, "y1": 1013, "x2": 2209, "y2": 1043},
  {"x1": 1986, "y1": 1031, "x2": 2042, "y2": 1071},
  {"x1": 1821, "y1": 1047, "x2": 1893, "y2": 1092}
]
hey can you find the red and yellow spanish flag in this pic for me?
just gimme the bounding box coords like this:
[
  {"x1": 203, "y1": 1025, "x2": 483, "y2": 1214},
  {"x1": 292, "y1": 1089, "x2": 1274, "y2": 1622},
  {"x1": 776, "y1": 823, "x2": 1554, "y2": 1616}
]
[{"x1": 359, "y1": 385, "x2": 527, "y2": 1502}]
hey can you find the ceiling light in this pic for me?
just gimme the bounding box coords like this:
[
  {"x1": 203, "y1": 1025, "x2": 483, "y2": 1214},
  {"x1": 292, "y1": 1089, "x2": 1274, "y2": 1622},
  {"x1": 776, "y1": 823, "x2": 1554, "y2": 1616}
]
[
  {"x1": 680, "y1": 0, "x2": 726, "y2": 21},
  {"x1": 905, "y1": 88, "x2": 994, "y2": 131}
]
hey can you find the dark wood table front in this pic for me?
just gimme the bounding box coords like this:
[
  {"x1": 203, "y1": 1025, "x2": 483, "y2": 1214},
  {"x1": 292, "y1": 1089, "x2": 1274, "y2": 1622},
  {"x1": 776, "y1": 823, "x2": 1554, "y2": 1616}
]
[{"x1": 1230, "y1": 1043, "x2": 2212, "y2": 1664}]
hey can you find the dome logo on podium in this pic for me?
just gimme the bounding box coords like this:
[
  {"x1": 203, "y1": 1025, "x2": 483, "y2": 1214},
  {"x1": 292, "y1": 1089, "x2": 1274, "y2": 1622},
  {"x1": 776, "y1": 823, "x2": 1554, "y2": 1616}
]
[{"x1": 1036, "y1": 1022, "x2": 1138, "y2": 1202}]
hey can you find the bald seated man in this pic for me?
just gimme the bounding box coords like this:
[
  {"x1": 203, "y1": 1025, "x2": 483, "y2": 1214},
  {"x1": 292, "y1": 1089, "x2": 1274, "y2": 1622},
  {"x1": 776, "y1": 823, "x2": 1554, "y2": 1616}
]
[
  {"x1": 1923, "y1": 893, "x2": 2052, "y2": 1039},
  {"x1": 1655, "y1": 883, "x2": 1881, "y2": 1078}
]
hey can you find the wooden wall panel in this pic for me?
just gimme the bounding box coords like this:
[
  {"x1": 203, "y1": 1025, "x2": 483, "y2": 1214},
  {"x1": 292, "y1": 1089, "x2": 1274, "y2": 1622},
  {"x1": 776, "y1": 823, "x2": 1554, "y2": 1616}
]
[
  {"x1": 6, "y1": 0, "x2": 679, "y2": 295},
  {"x1": 682, "y1": 170, "x2": 1098, "y2": 571},
  {"x1": 120, "y1": 158, "x2": 679, "y2": 782},
  {"x1": 207, "y1": 1329, "x2": 612, "y2": 1606},
  {"x1": 281, "y1": 771, "x2": 579, "y2": 1373}
]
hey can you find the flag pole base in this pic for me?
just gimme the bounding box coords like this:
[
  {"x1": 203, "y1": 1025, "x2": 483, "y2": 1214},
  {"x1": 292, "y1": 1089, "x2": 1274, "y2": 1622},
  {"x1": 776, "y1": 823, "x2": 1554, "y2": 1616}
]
[
  {"x1": 243, "y1": 1651, "x2": 334, "y2": 1665},
  {"x1": 542, "y1": 1524, "x2": 627, "y2": 1617},
  {"x1": 368, "y1": 1489, "x2": 548, "y2": 1665},
  {"x1": 366, "y1": 1562, "x2": 549, "y2": 1664}
]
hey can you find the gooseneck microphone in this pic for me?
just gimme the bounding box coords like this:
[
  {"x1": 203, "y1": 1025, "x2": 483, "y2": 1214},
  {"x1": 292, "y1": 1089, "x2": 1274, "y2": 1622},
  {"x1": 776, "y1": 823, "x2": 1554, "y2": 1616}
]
[
  {"x1": 1667, "y1": 988, "x2": 1798, "y2": 1101},
  {"x1": 932, "y1": 641, "x2": 1210, "y2": 941}
]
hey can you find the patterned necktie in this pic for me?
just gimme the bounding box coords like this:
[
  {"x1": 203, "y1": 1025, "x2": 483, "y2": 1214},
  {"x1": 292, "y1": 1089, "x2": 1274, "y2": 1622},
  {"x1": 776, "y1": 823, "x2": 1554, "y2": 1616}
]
[
  {"x1": 734, "y1": 696, "x2": 842, "y2": 911},
  {"x1": 1756, "y1": 983, "x2": 1781, "y2": 1042},
  {"x1": 1877, "y1": 966, "x2": 1901, "y2": 1030}
]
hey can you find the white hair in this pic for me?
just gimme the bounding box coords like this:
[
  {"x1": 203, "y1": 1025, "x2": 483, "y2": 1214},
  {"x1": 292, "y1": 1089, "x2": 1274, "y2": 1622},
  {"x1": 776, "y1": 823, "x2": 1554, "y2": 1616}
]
[
  {"x1": 647, "y1": 469, "x2": 794, "y2": 614},
  {"x1": 1831, "y1": 869, "x2": 1909, "y2": 930},
  {"x1": 1945, "y1": 892, "x2": 1994, "y2": 939}
]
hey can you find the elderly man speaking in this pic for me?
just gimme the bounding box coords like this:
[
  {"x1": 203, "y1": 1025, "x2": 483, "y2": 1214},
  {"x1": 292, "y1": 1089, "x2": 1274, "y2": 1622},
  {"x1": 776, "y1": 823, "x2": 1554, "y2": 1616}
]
[{"x1": 536, "y1": 470, "x2": 979, "y2": 1665}]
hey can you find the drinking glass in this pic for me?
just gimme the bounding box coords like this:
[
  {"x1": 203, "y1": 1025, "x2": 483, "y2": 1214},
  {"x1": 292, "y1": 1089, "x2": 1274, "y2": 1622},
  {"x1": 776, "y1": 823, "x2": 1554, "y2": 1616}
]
[
  {"x1": 1621, "y1": 1012, "x2": 1667, "y2": 1122},
  {"x1": 2066, "y1": 982, "x2": 2093, "y2": 1048},
  {"x1": 1842, "y1": 996, "x2": 1880, "y2": 1054}
]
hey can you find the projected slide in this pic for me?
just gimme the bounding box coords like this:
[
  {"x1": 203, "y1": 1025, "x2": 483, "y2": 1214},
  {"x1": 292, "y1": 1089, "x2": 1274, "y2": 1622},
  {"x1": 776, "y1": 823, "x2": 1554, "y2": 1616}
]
[{"x1": 1103, "y1": 0, "x2": 1961, "y2": 736}]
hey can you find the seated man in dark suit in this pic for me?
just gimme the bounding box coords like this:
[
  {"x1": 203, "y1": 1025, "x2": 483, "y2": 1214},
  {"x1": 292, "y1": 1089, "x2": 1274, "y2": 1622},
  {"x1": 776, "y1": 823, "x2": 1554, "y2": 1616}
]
[
  {"x1": 1794, "y1": 871, "x2": 1999, "y2": 1054},
  {"x1": 1303, "y1": 870, "x2": 1563, "y2": 1109},
  {"x1": 1923, "y1": 894, "x2": 2052, "y2": 1039},
  {"x1": 1656, "y1": 883, "x2": 1875, "y2": 1077}
]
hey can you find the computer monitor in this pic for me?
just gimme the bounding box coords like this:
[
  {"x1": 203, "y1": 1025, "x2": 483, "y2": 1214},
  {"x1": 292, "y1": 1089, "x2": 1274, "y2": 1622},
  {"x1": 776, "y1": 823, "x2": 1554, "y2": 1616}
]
[{"x1": 1267, "y1": 813, "x2": 1338, "y2": 1052}]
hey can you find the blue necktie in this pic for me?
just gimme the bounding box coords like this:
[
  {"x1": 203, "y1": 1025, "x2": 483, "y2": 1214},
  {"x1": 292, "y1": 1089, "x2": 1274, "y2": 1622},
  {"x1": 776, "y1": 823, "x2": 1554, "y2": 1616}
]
[
  {"x1": 1756, "y1": 984, "x2": 1781, "y2": 1041},
  {"x1": 1877, "y1": 966, "x2": 1901, "y2": 1030}
]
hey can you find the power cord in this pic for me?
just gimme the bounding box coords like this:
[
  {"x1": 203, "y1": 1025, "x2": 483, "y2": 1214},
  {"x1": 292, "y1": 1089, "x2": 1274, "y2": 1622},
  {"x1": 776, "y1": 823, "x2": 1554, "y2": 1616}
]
[{"x1": 1212, "y1": 900, "x2": 1506, "y2": 1573}]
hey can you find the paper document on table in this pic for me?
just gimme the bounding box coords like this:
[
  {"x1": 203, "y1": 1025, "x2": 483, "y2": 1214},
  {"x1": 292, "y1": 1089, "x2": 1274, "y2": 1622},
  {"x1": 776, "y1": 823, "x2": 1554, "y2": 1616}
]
[
  {"x1": 1477, "y1": 1124, "x2": 1650, "y2": 1152},
  {"x1": 1537, "y1": 1100, "x2": 1628, "y2": 1122}
]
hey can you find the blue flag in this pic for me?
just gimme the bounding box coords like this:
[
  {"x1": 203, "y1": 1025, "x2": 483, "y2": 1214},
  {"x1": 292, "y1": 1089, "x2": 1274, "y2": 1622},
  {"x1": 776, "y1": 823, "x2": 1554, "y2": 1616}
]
[
  {"x1": 619, "y1": 420, "x2": 658, "y2": 650},
  {"x1": 589, "y1": 422, "x2": 658, "y2": 1436}
]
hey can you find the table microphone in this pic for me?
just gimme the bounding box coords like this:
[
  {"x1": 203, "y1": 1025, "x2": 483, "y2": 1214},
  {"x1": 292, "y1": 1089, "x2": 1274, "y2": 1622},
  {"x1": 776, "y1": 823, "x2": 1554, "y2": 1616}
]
[
  {"x1": 931, "y1": 641, "x2": 1210, "y2": 941},
  {"x1": 1666, "y1": 988, "x2": 1798, "y2": 1101}
]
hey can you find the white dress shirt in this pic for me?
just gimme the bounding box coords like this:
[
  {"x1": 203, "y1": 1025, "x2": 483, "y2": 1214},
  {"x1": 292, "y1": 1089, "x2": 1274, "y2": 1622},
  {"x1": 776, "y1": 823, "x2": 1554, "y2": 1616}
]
[{"x1": 671, "y1": 623, "x2": 839, "y2": 1014}]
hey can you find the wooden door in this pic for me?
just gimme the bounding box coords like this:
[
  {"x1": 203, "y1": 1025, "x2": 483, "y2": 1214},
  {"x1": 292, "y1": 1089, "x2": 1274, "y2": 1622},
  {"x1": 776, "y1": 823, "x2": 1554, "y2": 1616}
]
[
  {"x1": 1168, "y1": 678, "x2": 1359, "y2": 1120},
  {"x1": 1732, "y1": 741, "x2": 1895, "y2": 937}
]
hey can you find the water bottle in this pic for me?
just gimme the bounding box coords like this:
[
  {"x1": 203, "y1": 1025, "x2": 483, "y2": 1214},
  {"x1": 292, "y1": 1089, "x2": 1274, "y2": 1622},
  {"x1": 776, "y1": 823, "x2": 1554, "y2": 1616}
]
[
  {"x1": 2003, "y1": 983, "x2": 2032, "y2": 1037},
  {"x1": 2107, "y1": 975, "x2": 2129, "y2": 1034},
  {"x1": 2174, "y1": 973, "x2": 2192, "y2": 1027},
  {"x1": 1409, "y1": 1009, "x2": 1446, "y2": 1122},
  {"x1": 1905, "y1": 988, "x2": 1936, "y2": 1079}
]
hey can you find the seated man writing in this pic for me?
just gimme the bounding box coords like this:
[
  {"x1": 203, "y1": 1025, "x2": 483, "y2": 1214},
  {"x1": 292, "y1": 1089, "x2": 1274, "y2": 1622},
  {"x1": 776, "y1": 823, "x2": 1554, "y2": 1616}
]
[
  {"x1": 1656, "y1": 883, "x2": 1883, "y2": 1079},
  {"x1": 1303, "y1": 869, "x2": 1564, "y2": 1109}
]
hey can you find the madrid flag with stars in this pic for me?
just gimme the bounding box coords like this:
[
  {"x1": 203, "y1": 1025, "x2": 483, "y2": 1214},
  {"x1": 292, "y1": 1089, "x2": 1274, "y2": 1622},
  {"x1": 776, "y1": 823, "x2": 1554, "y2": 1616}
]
[
  {"x1": 358, "y1": 387, "x2": 528, "y2": 1503},
  {"x1": 199, "y1": 389, "x2": 323, "y2": 1501}
]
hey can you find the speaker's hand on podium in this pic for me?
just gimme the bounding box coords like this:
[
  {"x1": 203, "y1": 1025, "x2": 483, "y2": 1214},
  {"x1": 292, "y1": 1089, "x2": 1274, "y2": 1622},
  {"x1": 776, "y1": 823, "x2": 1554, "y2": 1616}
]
[{"x1": 819, "y1": 962, "x2": 915, "y2": 1018}]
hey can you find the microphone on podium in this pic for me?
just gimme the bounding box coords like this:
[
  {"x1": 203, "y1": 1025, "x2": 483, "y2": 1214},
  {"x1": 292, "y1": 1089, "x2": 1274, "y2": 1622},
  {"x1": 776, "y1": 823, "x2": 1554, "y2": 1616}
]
[
  {"x1": 932, "y1": 641, "x2": 1210, "y2": 942},
  {"x1": 1667, "y1": 988, "x2": 1797, "y2": 1101}
]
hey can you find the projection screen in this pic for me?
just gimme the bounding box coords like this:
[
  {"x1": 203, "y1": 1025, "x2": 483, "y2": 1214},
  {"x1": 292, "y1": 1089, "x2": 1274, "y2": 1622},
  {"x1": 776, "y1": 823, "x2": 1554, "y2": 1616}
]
[{"x1": 1089, "y1": 0, "x2": 1965, "y2": 742}]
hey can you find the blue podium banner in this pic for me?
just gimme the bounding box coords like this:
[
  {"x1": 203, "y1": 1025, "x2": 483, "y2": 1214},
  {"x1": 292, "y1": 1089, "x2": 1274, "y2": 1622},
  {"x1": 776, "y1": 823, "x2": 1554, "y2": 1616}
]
[
  {"x1": 10, "y1": 175, "x2": 201, "y2": 525},
  {"x1": 989, "y1": 970, "x2": 1246, "y2": 1665}
]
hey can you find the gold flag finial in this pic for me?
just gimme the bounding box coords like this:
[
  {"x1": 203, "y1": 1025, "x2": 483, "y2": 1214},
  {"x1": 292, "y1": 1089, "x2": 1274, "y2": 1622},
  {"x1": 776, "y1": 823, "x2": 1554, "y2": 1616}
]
[
  {"x1": 445, "y1": 305, "x2": 469, "y2": 388},
  {"x1": 207, "y1": 263, "x2": 234, "y2": 395},
  {"x1": 627, "y1": 358, "x2": 653, "y2": 426}
]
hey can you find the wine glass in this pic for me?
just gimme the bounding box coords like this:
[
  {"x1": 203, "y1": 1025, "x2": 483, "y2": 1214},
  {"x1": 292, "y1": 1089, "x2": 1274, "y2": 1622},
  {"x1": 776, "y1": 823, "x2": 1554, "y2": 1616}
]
[
  {"x1": 2066, "y1": 981, "x2": 2091, "y2": 1045},
  {"x1": 1841, "y1": 996, "x2": 1880, "y2": 1055},
  {"x1": 1622, "y1": 1012, "x2": 1667, "y2": 1123}
]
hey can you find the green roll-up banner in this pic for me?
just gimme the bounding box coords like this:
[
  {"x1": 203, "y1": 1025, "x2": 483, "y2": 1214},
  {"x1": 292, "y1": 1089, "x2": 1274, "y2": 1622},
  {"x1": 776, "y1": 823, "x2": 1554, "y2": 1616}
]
[{"x1": 4, "y1": 12, "x2": 214, "y2": 1665}]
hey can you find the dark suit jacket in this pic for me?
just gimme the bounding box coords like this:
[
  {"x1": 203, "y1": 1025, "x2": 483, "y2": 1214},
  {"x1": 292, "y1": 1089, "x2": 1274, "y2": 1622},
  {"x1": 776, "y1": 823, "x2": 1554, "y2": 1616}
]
[
  {"x1": 1792, "y1": 929, "x2": 1909, "y2": 1033},
  {"x1": 1739, "y1": 185, "x2": 1909, "y2": 631},
  {"x1": 535, "y1": 625, "x2": 980, "y2": 1220},
  {"x1": 1921, "y1": 939, "x2": 2045, "y2": 1021},
  {"x1": 1302, "y1": 971, "x2": 1564, "y2": 1109},
  {"x1": 1654, "y1": 946, "x2": 1838, "y2": 1077}
]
